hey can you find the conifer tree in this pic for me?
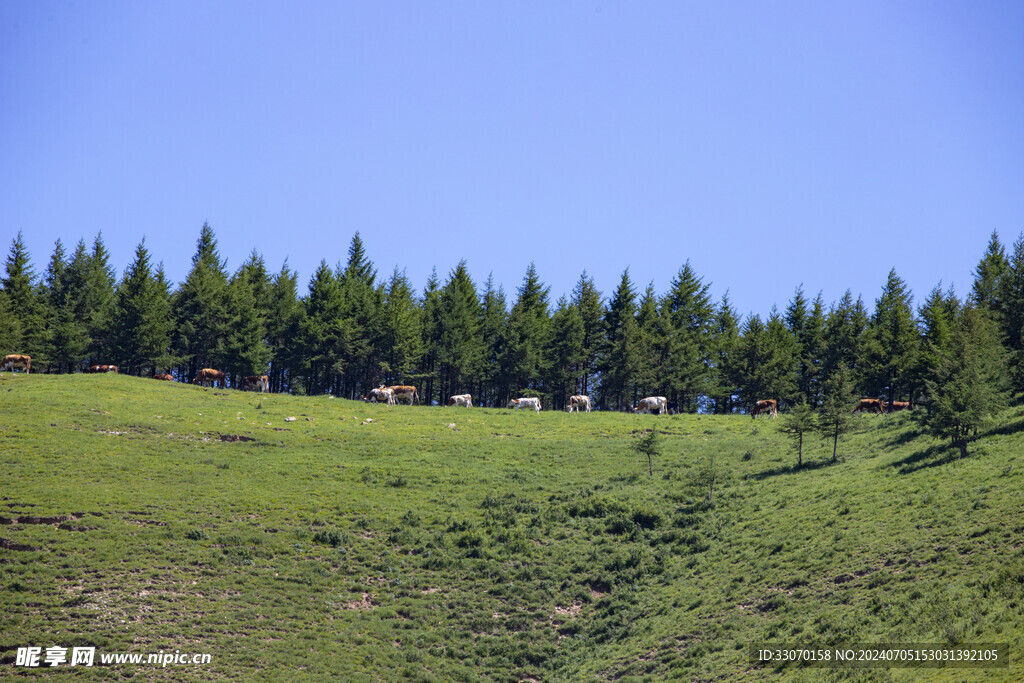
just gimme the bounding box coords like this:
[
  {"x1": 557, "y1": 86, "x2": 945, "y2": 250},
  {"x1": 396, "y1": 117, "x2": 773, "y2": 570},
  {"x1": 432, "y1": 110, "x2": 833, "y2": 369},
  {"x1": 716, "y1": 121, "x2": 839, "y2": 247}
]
[
  {"x1": 112, "y1": 240, "x2": 171, "y2": 375},
  {"x1": 822, "y1": 290, "x2": 869, "y2": 384},
  {"x1": 0, "y1": 290, "x2": 19, "y2": 355},
  {"x1": 500, "y1": 263, "x2": 551, "y2": 400},
  {"x1": 632, "y1": 283, "x2": 664, "y2": 402},
  {"x1": 173, "y1": 224, "x2": 230, "y2": 379},
  {"x1": 818, "y1": 363, "x2": 855, "y2": 462},
  {"x1": 547, "y1": 296, "x2": 585, "y2": 409},
  {"x1": 226, "y1": 256, "x2": 271, "y2": 382},
  {"x1": 337, "y1": 233, "x2": 384, "y2": 397},
  {"x1": 267, "y1": 262, "x2": 304, "y2": 393},
  {"x1": 301, "y1": 260, "x2": 346, "y2": 395},
  {"x1": 381, "y1": 267, "x2": 424, "y2": 387},
  {"x1": 664, "y1": 261, "x2": 714, "y2": 412},
  {"x1": 599, "y1": 269, "x2": 638, "y2": 410},
  {"x1": 48, "y1": 240, "x2": 91, "y2": 371},
  {"x1": 420, "y1": 268, "x2": 442, "y2": 404},
  {"x1": 924, "y1": 307, "x2": 1008, "y2": 458},
  {"x1": 864, "y1": 269, "x2": 917, "y2": 407},
  {"x1": 3, "y1": 231, "x2": 43, "y2": 358},
  {"x1": 912, "y1": 283, "x2": 959, "y2": 406},
  {"x1": 787, "y1": 286, "x2": 826, "y2": 405},
  {"x1": 779, "y1": 399, "x2": 816, "y2": 467},
  {"x1": 708, "y1": 293, "x2": 741, "y2": 413},
  {"x1": 479, "y1": 274, "x2": 508, "y2": 406},
  {"x1": 997, "y1": 234, "x2": 1024, "y2": 395},
  {"x1": 84, "y1": 233, "x2": 117, "y2": 364},
  {"x1": 970, "y1": 230, "x2": 1008, "y2": 315},
  {"x1": 571, "y1": 271, "x2": 605, "y2": 396},
  {"x1": 437, "y1": 261, "x2": 484, "y2": 399}
]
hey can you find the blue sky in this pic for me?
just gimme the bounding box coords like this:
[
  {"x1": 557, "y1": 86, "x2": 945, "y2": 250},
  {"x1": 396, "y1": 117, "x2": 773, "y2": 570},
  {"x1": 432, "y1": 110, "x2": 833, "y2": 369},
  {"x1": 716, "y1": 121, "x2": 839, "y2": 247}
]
[{"x1": 2, "y1": 1, "x2": 1022, "y2": 318}]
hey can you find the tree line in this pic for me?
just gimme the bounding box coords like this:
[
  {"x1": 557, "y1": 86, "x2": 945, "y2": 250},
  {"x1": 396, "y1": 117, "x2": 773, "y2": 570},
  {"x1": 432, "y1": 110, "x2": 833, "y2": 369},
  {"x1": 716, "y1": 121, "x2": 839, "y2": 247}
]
[{"x1": 2, "y1": 226, "x2": 1020, "y2": 424}]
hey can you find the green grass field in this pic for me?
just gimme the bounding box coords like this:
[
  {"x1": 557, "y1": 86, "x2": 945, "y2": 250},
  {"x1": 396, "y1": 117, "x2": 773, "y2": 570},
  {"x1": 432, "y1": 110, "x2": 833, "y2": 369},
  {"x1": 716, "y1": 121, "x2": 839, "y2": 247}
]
[{"x1": 2, "y1": 373, "x2": 1023, "y2": 680}]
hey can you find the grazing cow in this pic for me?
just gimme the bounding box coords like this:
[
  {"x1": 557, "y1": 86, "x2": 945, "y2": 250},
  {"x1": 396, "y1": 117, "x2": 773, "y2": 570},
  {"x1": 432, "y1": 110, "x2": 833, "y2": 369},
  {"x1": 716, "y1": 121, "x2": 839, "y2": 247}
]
[
  {"x1": 384, "y1": 385, "x2": 419, "y2": 405},
  {"x1": 851, "y1": 398, "x2": 885, "y2": 415},
  {"x1": 751, "y1": 399, "x2": 778, "y2": 419},
  {"x1": 243, "y1": 375, "x2": 269, "y2": 393},
  {"x1": 364, "y1": 387, "x2": 396, "y2": 405},
  {"x1": 89, "y1": 364, "x2": 119, "y2": 373},
  {"x1": 153, "y1": 374, "x2": 174, "y2": 381},
  {"x1": 446, "y1": 394, "x2": 473, "y2": 407},
  {"x1": 567, "y1": 395, "x2": 591, "y2": 413},
  {"x1": 1, "y1": 355, "x2": 31, "y2": 373},
  {"x1": 889, "y1": 400, "x2": 911, "y2": 412},
  {"x1": 634, "y1": 396, "x2": 668, "y2": 415},
  {"x1": 508, "y1": 397, "x2": 541, "y2": 413},
  {"x1": 192, "y1": 368, "x2": 226, "y2": 388}
]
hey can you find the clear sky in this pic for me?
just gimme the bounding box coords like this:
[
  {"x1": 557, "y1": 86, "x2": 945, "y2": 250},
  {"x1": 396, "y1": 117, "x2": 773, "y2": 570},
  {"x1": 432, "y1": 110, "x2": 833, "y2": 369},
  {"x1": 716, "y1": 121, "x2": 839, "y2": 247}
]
[{"x1": 2, "y1": 1, "x2": 1022, "y2": 318}]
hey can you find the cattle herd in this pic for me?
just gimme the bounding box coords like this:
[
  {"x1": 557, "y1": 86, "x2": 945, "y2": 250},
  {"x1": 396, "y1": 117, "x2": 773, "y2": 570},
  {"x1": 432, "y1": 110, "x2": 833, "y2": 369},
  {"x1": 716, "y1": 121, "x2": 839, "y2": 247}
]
[{"x1": 0, "y1": 352, "x2": 914, "y2": 415}]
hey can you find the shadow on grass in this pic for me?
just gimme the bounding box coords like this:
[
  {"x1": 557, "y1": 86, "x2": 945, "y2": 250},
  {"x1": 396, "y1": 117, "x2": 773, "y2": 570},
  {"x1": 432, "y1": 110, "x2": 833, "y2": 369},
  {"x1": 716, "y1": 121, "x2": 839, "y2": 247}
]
[
  {"x1": 747, "y1": 458, "x2": 837, "y2": 480},
  {"x1": 891, "y1": 442, "x2": 961, "y2": 474},
  {"x1": 982, "y1": 416, "x2": 1024, "y2": 438}
]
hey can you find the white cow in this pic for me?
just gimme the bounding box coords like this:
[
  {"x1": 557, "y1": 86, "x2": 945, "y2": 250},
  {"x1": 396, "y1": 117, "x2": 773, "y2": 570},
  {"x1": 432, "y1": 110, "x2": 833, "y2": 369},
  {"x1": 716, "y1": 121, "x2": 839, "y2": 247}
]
[
  {"x1": 634, "y1": 396, "x2": 668, "y2": 415},
  {"x1": 446, "y1": 394, "x2": 473, "y2": 407},
  {"x1": 567, "y1": 395, "x2": 591, "y2": 413},
  {"x1": 508, "y1": 397, "x2": 541, "y2": 413},
  {"x1": 364, "y1": 387, "x2": 395, "y2": 406}
]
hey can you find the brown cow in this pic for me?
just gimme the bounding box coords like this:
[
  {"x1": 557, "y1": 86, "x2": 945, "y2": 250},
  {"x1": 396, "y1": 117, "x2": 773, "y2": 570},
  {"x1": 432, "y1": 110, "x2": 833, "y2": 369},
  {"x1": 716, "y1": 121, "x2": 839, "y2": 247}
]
[
  {"x1": 153, "y1": 374, "x2": 174, "y2": 381},
  {"x1": 243, "y1": 375, "x2": 269, "y2": 393},
  {"x1": 751, "y1": 399, "x2": 778, "y2": 419},
  {"x1": 446, "y1": 394, "x2": 473, "y2": 407},
  {"x1": 851, "y1": 398, "x2": 885, "y2": 415},
  {"x1": 89, "y1": 364, "x2": 119, "y2": 373},
  {"x1": 889, "y1": 400, "x2": 911, "y2": 412},
  {"x1": 567, "y1": 395, "x2": 591, "y2": 413},
  {"x1": 1, "y1": 354, "x2": 31, "y2": 373},
  {"x1": 383, "y1": 385, "x2": 419, "y2": 405},
  {"x1": 192, "y1": 368, "x2": 226, "y2": 388}
]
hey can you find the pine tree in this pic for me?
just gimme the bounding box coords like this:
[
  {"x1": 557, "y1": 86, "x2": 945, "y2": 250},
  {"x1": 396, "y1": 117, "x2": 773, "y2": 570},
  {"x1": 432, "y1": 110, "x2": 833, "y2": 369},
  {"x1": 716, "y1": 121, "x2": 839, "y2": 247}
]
[
  {"x1": 173, "y1": 224, "x2": 230, "y2": 379},
  {"x1": 737, "y1": 309, "x2": 797, "y2": 410},
  {"x1": 337, "y1": 233, "x2": 384, "y2": 397},
  {"x1": 500, "y1": 263, "x2": 551, "y2": 400},
  {"x1": 818, "y1": 363, "x2": 855, "y2": 462},
  {"x1": 547, "y1": 296, "x2": 585, "y2": 409},
  {"x1": 84, "y1": 233, "x2": 117, "y2": 364},
  {"x1": 779, "y1": 399, "x2": 816, "y2": 468},
  {"x1": 437, "y1": 261, "x2": 484, "y2": 399},
  {"x1": 3, "y1": 231, "x2": 44, "y2": 359},
  {"x1": 970, "y1": 230, "x2": 1008, "y2": 314},
  {"x1": 664, "y1": 261, "x2": 714, "y2": 412},
  {"x1": 301, "y1": 260, "x2": 346, "y2": 395},
  {"x1": 913, "y1": 283, "x2": 959, "y2": 406},
  {"x1": 786, "y1": 286, "x2": 825, "y2": 406},
  {"x1": 997, "y1": 233, "x2": 1024, "y2": 395},
  {"x1": 0, "y1": 290, "x2": 20, "y2": 355},
  {"x1": 822, "y1": 290, "x2": 869, "y2": 386},
  {"x1": 479, "y1": 274, "x2": 508, "y2": 406},
  {"x1": 420, "y1": 268, "x2": 442, "y2": 405},
  {"x1": 571, "y1": 271, "x2": 605, "y2": 396},
  {"x1": 599, "y1": 269, "x2": 638, "y2": 410},
  {"x1": 267, "y1": 262, "x2": 304, "y2": 393},
  {"x1": 381, "y1": 267, "x2": 424, "y2": 387},
  {"x1": 708, "y1": 293, "x2": 741, "y2": 413},
  {"x1": 112, "y1": 240, "x2": 171, "y2": 375},
  {"x1": 632, "y1": 283, "x2": 662, "y2": 401},
  {"x1": 226, "y1": 255, "x2": 272, "y2": 381},
  {"x1": 924, "y1": 307, "x2": 1008, "y2": 458},
  {"x1": 864, "y1": 269, "x2": 917, "y2": 408}
]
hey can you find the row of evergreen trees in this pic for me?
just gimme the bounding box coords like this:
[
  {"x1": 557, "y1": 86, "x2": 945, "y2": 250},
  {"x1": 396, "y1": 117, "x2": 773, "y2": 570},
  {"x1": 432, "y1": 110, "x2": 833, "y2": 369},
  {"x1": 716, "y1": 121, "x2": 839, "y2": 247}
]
[{"x1": 2, "y1": 225, "x2": 1021, "y2": 414}]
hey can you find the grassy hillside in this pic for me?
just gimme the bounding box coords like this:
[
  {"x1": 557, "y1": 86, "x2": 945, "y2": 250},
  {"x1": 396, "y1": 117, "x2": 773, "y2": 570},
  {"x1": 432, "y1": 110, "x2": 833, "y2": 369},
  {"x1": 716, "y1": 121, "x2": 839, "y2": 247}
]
[{"x1": 2, "y1": 373, "x2": 1022, "y2": 681}]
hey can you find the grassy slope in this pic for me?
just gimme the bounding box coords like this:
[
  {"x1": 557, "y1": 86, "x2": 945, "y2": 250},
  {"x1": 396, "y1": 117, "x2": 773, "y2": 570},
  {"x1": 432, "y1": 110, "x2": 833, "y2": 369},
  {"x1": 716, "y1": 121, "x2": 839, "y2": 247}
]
[{"x1": 1, "y1": 373, "x2": 1022, "y2": 681}]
